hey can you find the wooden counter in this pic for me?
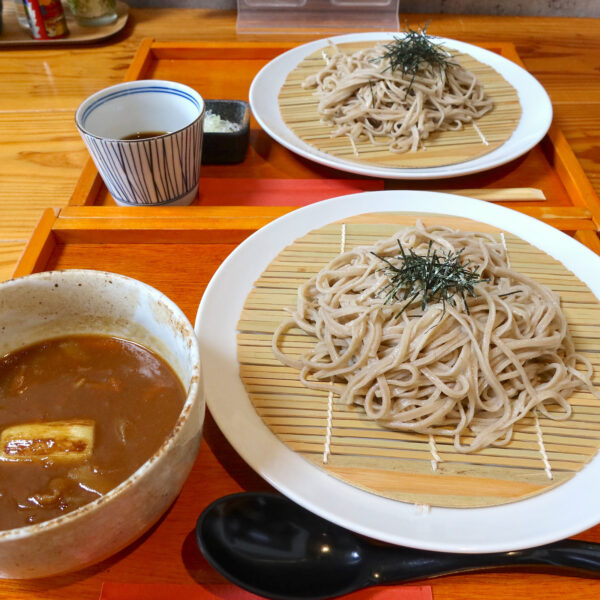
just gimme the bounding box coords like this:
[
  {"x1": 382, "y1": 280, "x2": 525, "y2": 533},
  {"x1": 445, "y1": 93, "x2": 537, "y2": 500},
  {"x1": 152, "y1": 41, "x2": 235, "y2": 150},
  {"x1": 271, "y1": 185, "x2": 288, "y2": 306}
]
[
  {"x1": 1, "y1": 7, "x2": 600, "y2": 600},
  {"x1": 0, "y1": 9, "x2": 600, "y2": 280}
]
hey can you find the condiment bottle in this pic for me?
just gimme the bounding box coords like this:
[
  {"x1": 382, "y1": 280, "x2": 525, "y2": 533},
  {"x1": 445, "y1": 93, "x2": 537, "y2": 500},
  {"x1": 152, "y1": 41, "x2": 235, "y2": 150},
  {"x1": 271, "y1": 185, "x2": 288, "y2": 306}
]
[{"x1": 22, "y1": 0, "x2": 69, "y2": 39}]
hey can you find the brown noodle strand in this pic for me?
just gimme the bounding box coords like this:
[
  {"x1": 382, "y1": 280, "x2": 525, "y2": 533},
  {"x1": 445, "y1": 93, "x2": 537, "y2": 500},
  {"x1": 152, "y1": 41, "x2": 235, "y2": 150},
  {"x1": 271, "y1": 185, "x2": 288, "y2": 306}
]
[
  {"x1": 302, "y1": 43, "x2": 494, "y2": 154},
  {"x1": 272, "y1": 223, "x2": 600, "y2": 453}
]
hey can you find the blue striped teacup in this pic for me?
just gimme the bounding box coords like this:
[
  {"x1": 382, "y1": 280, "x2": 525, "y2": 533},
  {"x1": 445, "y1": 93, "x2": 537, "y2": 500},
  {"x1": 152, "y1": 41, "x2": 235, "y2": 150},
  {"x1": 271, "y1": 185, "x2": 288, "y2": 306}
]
[{"x1": 75, "y1": 80, "x2": 205, "y2": 206}]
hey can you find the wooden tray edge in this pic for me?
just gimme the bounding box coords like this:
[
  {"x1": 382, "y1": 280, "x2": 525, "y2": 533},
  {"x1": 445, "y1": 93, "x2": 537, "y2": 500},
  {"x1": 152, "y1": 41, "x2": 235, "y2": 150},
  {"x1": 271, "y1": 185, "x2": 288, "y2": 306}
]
[
  {"x1": 12, "y1": 209, "x2": 59, "y2": 279},
  {"x1": 13, "y1": 205, "x2": 600, "y2": 280}
]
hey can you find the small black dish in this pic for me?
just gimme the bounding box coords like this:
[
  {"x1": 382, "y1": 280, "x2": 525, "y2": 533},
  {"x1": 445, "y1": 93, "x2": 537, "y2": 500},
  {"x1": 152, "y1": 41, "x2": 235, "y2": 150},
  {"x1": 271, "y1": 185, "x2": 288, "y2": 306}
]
[{"x1": 202, "y1": 99, "x2": 250, "y2": 165}]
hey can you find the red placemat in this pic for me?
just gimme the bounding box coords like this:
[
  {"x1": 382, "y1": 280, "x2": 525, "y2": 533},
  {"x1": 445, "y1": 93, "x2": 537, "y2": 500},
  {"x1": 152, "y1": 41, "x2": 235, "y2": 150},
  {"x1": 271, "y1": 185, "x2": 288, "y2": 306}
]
[
  {"x1": 197, "y1": 178, "x2": 384, "y2": 206},
  {"x1": 99, "y1": 582, "x2": 433, "y2": 600}
]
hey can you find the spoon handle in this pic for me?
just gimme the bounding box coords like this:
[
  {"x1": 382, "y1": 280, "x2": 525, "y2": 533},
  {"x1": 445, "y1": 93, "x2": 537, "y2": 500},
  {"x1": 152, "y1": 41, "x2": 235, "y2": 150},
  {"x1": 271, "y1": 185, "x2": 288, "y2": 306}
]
[
  {"x1": 371, "y1": 540, "x2": 600, "y2": 583},
  {"x1": 517, "y1": 540, "x2": 600, "y2": 572}
]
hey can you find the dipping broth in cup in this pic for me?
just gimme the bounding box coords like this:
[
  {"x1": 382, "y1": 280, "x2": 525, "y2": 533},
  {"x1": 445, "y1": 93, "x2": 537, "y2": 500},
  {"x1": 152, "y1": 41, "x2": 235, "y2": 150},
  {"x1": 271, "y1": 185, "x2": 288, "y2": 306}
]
[{"x1": 121, "y1": 131, "x2": 168, "y2": 141}]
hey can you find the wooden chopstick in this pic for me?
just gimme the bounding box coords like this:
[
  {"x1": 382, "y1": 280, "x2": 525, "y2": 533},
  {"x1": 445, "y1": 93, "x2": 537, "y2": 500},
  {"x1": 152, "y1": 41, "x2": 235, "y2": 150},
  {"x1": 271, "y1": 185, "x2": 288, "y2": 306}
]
[{"x1": 440, "y1": 188, "x2": 547, "y2": 202}]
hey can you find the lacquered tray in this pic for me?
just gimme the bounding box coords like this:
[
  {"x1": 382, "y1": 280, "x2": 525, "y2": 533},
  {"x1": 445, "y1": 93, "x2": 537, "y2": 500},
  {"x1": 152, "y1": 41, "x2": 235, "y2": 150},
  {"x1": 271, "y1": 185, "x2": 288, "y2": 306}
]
[
  {"x1": 67, "y1": 38, "x2": 600, "y2": 232},
  {"x1": 3, "y1": 205, "x2": 600, "y2": 599},
  {"x1": 0, "y1": 0, "x2": 129, "y2": 47}
]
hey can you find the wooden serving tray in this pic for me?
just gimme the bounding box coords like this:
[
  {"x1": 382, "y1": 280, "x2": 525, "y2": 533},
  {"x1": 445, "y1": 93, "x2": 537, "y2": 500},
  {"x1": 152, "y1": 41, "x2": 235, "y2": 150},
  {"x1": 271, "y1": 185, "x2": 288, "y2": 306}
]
[
  {"x1": 4, "y1": 205, "x2": 600, "y2": 600},
  {"x1": 68, "y1": 39, "x2": 600, "y2": 232}
]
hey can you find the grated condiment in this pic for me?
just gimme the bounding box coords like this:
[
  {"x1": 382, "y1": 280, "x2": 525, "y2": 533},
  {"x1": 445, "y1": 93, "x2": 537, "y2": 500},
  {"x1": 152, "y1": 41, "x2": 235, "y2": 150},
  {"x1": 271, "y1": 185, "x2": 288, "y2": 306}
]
[{"x1": 204, "y1": 110, "x2": 241, "y2": 133}]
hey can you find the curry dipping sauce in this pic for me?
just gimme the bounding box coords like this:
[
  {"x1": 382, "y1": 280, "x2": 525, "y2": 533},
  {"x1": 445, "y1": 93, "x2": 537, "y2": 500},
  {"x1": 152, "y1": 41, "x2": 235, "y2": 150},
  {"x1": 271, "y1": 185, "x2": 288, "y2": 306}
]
[{"x1": 0, "y1": 335, "x2": 186, "y2": 531}]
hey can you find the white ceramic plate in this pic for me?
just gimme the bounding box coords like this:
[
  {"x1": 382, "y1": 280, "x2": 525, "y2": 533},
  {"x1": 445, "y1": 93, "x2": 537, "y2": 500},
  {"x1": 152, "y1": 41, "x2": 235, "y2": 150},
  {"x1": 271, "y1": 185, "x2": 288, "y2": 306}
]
[
  {"x1": 249, "y1": 33, "x2": 552, "y2": 180},
  {"x1": 195, "y1": 191, "x2": 600, "y2": 553}
]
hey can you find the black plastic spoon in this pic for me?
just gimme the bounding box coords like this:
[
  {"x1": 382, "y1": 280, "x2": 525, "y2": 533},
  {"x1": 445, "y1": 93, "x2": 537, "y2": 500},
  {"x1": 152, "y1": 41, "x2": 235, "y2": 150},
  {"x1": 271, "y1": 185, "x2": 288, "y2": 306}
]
[{"x1": 196, "y1": 492, "x2": 600, "y2": 600}]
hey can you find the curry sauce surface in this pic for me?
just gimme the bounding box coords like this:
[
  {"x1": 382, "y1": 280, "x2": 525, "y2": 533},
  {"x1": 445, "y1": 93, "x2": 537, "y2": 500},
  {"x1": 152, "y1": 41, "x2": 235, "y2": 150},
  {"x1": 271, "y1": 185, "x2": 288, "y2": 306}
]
[{"x1": 0, "y1": 335, "x2": 186, "y2": 531}]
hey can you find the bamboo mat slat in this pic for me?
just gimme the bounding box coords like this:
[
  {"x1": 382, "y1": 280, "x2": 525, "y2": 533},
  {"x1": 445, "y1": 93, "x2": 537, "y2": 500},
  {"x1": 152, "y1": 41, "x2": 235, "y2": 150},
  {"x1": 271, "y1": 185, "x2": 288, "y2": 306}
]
[
  {"x1": 237, "y1": 213, "x2": 600, "y2": 509},
  {"x1": 278, "y1": 41, "x2": 522, "y2": 169}
]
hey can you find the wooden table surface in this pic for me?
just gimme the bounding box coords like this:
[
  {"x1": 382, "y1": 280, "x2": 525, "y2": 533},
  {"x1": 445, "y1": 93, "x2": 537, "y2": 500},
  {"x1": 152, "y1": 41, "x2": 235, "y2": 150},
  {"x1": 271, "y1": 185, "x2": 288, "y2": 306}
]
[
  {"x1": 2, "y1": 7, "x2": 600, "y2": 600},
  {"x1": 1, "y1": 8, "x2": 600, "y2": 280}
]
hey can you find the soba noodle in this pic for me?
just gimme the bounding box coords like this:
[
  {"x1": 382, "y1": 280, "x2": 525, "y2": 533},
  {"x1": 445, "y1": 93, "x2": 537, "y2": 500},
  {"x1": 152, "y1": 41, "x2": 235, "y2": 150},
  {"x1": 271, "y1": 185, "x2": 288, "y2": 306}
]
[
  {"x1": 302, "y1": 42, "x2": 494, "y2": 154},
  {"x1": 272, "y1": 223, "x2": 599, "y2": 453}
]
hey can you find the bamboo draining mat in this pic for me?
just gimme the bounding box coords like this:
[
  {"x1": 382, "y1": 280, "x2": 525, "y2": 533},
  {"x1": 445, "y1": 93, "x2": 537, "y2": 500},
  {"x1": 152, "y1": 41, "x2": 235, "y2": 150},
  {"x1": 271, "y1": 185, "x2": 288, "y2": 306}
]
[
  {"x1": 237, "y1": 212, "x2": 600, "y2": 509},
  {"x1": 279, "y1": 41, "x2": 522, "y2": 169}
]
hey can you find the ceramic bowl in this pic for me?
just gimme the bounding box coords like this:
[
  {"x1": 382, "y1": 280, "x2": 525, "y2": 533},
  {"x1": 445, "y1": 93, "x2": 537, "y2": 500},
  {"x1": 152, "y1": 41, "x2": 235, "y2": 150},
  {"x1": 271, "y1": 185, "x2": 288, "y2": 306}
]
[{"x1": 0, "y1": 269, "x2": 203, "y2": 578}]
